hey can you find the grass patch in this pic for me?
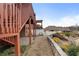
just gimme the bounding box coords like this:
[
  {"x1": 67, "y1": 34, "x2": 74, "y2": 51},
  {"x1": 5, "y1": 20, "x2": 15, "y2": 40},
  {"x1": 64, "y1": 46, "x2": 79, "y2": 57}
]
[
  {"x1": 0, "y1": 46, "x2": 15, "y2": 56},
  {"x1": 0, "y1": 45, "x2": 30, "y2": 56},
  {"x1": 22, "y1": 44, "x2": 33, "y2": 56}
]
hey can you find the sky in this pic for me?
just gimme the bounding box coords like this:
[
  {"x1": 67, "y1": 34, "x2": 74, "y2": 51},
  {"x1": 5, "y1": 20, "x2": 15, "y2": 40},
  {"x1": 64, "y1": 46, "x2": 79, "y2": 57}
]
[{"x1": 32, "y1": 3, "x2": 79, "y2": 28}]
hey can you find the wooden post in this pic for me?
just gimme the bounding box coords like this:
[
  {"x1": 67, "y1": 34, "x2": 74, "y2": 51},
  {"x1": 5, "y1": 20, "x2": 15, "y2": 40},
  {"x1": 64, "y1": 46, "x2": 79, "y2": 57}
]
[
  {"x1": 34, "y1": 22, "x2": 36, "y2": 37},
  {"x1": 33, "y1": 23, "x2": 36, "y2": 40},
  {"x1": 15, "y1": 34, "x2": 21, "y2": 56},
  {"x1": 29, "y1": 18, "x2": 32, "y2": 45},
  {"x1": 33, "y1": 24, "x2": 34, "y2": 40}
]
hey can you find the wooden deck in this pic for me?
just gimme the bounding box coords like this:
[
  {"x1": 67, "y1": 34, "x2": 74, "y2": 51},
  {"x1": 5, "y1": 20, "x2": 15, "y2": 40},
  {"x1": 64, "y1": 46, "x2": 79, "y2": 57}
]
[{"x1": 0, "y1": 3, "x2": 36, "y2": 56}]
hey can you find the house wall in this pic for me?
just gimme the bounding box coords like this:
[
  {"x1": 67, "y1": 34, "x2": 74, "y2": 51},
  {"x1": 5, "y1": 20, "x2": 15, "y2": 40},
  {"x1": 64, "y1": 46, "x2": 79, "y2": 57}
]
[{"x1": 36, "y1": 29, "x2": 45, "y2": 36}]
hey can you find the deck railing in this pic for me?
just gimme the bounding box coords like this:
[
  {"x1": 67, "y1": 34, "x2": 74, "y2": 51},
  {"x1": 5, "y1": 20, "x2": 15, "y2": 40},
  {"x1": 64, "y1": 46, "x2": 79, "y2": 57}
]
[
  {"x1": 0, "y1": 3, "x2": 35, "y2": 36},
  {"x1": 0, "y1": 3, "x2": 36, "y2": 55}
]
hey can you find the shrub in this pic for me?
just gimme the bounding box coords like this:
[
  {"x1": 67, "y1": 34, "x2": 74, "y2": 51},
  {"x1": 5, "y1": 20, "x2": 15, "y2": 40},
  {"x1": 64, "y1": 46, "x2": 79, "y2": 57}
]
[
  {"x1": 64, "y1": 32, "x2": 71, "y2": 37},
  {"x1": 60, "y1": 43, "x2": 69, "y2": 52},
  {"x1": 67, "y1": 45, "x2": 79, "y2": 56},
  {"x1": 53, "y1": 37, "x2": 61, "y2": 43}
]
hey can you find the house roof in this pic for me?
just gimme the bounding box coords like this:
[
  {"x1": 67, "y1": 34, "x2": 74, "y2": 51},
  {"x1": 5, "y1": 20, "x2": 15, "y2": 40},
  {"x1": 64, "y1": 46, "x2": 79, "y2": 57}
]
[
  {"x1": 36, "y1": 20, "x2": 43, "y2": 23},
  {"x1": 44, "y1": 26, "x2": 71, "y2": 31}
]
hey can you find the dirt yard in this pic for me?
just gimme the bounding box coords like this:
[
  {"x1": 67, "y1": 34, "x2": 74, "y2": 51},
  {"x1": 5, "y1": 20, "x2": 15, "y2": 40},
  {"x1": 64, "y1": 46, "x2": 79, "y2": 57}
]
[{"x1": 24, "y1": 36, "x2": 54, "y2": 56}]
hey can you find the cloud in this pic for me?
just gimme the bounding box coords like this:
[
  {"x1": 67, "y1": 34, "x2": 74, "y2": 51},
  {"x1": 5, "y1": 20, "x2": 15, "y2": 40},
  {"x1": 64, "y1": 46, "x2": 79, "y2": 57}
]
[
  {"x1": 44, "y1": 15, "x2": 79, "y2": 28},
  {"x1": 57, "y1": 16, "x2": 76, "y2": 27},
  {"x1": 59, "y1": 15, "x2": 79, "y2": 27}
]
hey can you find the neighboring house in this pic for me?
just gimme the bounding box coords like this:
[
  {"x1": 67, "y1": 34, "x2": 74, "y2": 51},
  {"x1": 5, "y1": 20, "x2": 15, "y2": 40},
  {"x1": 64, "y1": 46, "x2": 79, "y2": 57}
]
[
  {"x1": 36, "y1": 20, "x2": 44, "y2": 36},
  {"x1": 44, "y1": 26, "x2": 71, "y2": 32}
]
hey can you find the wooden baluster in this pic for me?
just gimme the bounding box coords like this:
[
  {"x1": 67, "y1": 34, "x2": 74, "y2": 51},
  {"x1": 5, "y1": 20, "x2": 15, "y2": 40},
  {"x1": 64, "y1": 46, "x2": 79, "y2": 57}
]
[
  {"x1": 15, "y1": 4, "x2": 17, "y2": 33},
  {"x1": 17, "y1": 5, "x2": 19, "y2": 32},
  {"x1": 1, "y1": 4, "x2": 5, "y2": 34},
  {"x1": 17, "y1": 5, "x2": 19, "y2": 33},
  {"x1": 3, "y1": 4, "x2": 6, "y2": 34},
  {"x1": 8, "y1": 37, "x2": 10, "y2": 42},
  {"x1": 12, "y1": 36, "x2": 15, "y2": 44},
  {"x1": 16, "y1": 4, "x2": 18, "y2": 33},
  {"x1": 11, "y1": 36, "x2": 14, "y2": 44},
  {"x1": 5, "y1": 4, "x2": 9, "y2": 34},
  {"x1": 12, "y1": 4, "x2": 13, "y2": 33},
  {"x1": 3, "y1": 37, "x2": 5, "y2": 41},
  {"x1": 10, "y1": 37, "x2": 13, "y2": 44},
  {"x1": 9, "y1": 4, "x2": 12, "y2": 33},
  {"x1": 14, "y1": 4, "x2": 16, "y2": 33},
  {"x1": 7, "y1": 4, "x2": 10, "y2": 33},
  {"x1": 17, "y1": 4, "x2": 20, "y2": 32},
  {"x1": 13, "y1": 4, "x2": 16, "y2": 33},
  {"x1": 20, "y1": 4, "x2": 22, "y2": 30}
]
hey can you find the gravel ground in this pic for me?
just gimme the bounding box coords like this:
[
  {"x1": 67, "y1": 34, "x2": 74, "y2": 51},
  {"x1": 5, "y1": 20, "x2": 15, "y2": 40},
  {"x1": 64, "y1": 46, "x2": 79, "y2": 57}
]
[
  {"x1": 26, "y1": 36, "x2": 53, "y2": 56},
  {"x1": 20, "y1": 37, "x2": 34, "y2": 45}
]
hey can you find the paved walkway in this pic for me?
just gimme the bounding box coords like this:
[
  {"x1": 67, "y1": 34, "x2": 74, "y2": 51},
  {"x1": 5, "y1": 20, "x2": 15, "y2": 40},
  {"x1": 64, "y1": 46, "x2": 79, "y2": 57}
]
[{"x1": 25, "y1": 36, "x2": 54, "y2": 56}]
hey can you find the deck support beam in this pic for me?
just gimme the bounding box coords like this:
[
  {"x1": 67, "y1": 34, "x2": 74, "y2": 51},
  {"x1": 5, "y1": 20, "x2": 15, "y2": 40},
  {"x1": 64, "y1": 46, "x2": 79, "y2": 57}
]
[
  {"x1": 15, "y1": 34, "x2": 21, "y2": 56},
  {"x1": 28, "y1": 18, "x2": 32, "y2": 45},
  {"x1": 33, "y1": 23, "x2": 36, "y2": 40}
]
